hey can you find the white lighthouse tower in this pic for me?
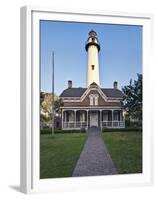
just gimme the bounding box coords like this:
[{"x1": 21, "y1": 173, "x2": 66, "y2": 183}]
[{"x1": 85, "y1": 30, "x2": 100, "y2": 87}]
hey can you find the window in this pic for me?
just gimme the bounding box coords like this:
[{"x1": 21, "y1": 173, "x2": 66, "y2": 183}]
[
  {"x1": 114, "y1": 111, "x2": 119, "y2": 121},
  {"x1": 93, "y1": 97, "x2": 95, "y2": 105},
  {"x1": 91, "y1": 65, "x2": 95, "y2": 70},
  {"x1": 89, "y1": 94, "x2": 98, "y2": 106},
  {"x1": 90, "y1": 95, "x2": 93, "y2": 105},
  {"x1": 94, "y1": 95, "x2": 98, "y2": 105},
  {"x1": 92, "y1": 37, "x2": 95, "y2": 42}
]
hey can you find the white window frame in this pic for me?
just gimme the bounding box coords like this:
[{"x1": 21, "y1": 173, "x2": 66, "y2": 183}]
[
  {"x1": 89, "y1": 94, "x2": 93, "y2": 105},
  {"x1": 94, "y1": 94, "x2": 99, "y2": 105},
  {"x1": 89, "y1": 94, "x2": 98, "y2": 105}
]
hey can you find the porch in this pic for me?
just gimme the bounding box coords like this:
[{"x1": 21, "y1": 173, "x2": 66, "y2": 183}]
[{"x1": 62, "y1": 109, "x2": 125, "y2": 129}]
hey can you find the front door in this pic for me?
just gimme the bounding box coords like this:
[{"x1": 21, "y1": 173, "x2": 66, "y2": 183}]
[{"x1": 90, "y1": 111, "x2": 98, "y2": 127}]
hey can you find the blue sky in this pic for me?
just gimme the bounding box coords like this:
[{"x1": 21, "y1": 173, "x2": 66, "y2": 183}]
[{"x1": 40, "y1": 20, "x2": 142, "y2": 95}]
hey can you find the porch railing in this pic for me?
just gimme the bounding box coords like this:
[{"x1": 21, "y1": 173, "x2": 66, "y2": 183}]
[
  {"x1": 101, "y1": 121, "x2": 125, "y2": 128},
  {"x1": 63, "y1": 120, "x2": 125, "y2": 129},
  {"x1": 63, "y1": 121, "x2": 87, "y2": 129}
]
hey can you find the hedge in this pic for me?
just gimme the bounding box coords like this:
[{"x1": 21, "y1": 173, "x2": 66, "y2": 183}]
[
  {"x1": 102, "y1": 127, "x2": 142, "y2": 132},
  {"x1": 40, "y1": 128, "x2": 86, "y2": 134},
  {"x1": 40, "y1": 127, "x2": 142, "y2": 134}
]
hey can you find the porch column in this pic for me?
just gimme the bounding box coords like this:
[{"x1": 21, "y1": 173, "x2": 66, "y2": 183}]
[
  {"x1": 87, "y1": 110, "x2": 88, "y2": 129},
  {"x1": 123, "y1": 110, "x2": 125, "y2": 128},
  {"x1": 100, "y1": 110, "x2": 102, "y2": 129},
  {"x1": 74, "y1": 110, "x2": 76, "y2": 128},
  {"x1": 112, "y1": 110, "x2": 114, "y2": 128},
  {"x1": 62, "y1": 109, "x2": 64, "y2": 129},
  {"x1": 120, "y1": 110, "x2": 122, "y2": 127},
  {"x1": 65, "y1": 111, "x2": 67, "y2": 122}
]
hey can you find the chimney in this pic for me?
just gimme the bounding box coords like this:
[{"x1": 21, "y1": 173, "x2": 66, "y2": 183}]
[
  {"x1": 113, "y1": 81, "x2": 118, "y2": 89},
  {"x1": 68, "y1": 80, "x2": 72, "y2": 88}
]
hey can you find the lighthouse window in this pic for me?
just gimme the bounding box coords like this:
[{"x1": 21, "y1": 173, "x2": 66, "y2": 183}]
[{"x1": 91, "y1": 65, "x2": 95, "y2": 70}]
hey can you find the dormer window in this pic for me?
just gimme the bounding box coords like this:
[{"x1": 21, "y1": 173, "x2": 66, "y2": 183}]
[
  {"x1": 94, "y1": 95, "x2": 98, "y2": 105},
  {"x1": 90, "y1": 95, "x2": 93, "y2": 106},
  {"x1": 93, "y1": 97, "x2": 95, "y2": 105},
  {"x1": 89, "y1": 94, "x2": 99, "y2": 106},
  {"x1": 91, "y1": 65, "x2": 95, "y2": 70}
]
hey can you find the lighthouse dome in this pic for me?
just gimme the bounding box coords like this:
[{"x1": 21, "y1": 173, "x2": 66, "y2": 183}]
[
  {"x1": 85, "y1": 30, "x2": 100, "y2": 51},
  {"x1": 89, "y1": 30, "x2": 97, "y2": 37}
]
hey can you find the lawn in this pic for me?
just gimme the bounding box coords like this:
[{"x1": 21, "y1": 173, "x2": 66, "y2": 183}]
[
  {"x1": 102, "y1": 131, "x2": 142, "y2": 174},
  {"x1": 40, "y1": 133, "x2": 87, "y2": 179}
]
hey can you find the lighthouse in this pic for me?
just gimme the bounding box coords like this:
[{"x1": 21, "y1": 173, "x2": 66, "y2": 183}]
[
  {"x1": 85, "y1": 30, "x2": 100, "y2": 87},
  {"x1": 60, "y1": 30, "x2": 125, "y2": 131}
]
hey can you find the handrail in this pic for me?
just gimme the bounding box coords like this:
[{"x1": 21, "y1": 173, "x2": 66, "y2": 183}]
[{"x1": 63, "y1": 120, "x2": 125, "y2": 129}]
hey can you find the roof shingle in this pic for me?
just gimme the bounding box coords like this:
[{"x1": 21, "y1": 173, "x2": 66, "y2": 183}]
[{"x1": 60, "y1": 87, "x2": 123, "y2": 98}]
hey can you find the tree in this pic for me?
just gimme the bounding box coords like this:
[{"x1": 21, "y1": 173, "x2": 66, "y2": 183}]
[
  {"x1": 122, "y1": 74, "x2": 142, "y2": 121},
  {"x1": 40, "y1": 92, "x2": 63, "y2": 129},
  {"x1": 40, "y1": 92, "x2": 45, "y2": 105},
  {"x1": 54, "y1": 98, "x2": 64, "y2": 115},
  {"x1": 40, "y1": 92, "x2": 52, "y2": 128}
]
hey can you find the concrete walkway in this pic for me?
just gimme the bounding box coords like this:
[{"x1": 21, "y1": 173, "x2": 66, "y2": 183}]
[{"x1": 72, "y1": 127, "x2": 117, "y2": 177}]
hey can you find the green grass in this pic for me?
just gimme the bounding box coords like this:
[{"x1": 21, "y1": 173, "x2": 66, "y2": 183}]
[
  {"x1": 102, "y1": 131, "x2": 142, "y2": 174},
  {"x1": 40, "y1": 133, "x2": 87, "y2": 179}
]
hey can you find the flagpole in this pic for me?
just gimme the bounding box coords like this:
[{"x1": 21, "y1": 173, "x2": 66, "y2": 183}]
[{"x1": 52, "y1": 51, "x2": 54, "y2": 137}]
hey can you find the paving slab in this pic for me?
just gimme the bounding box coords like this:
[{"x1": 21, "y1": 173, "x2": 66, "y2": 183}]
[{"x1": 72, "y1": 126, "x2": 117, "y2": 177}]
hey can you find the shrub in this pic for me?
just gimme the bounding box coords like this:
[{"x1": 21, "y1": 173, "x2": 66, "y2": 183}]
[
  {"x1": 102, "y1": 127, "x2": 142, "y2": 132},
  {"x1": 125, "y1": 119, "x2": 142, "y2": 128},
  {"x1": 55, "y1": 129, "x2": 86, "y2": 134},
  {"x1": 81, "y1": 128, "x2": 86, "y2": 132},
  {"x1": 125, "y1": 119, "x2": 131, "y2": 127},
  {"x1": 40, "y1": 129, "x2": 52, "y2": 134},
  {"x1": 40, "y1": 128, "x2": 87, "y2": 134}
]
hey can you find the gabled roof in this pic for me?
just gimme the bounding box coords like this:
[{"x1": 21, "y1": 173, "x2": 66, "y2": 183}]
[
  {"x1": 60, "y1": 87, "x2": 124, "y2": 98},
  {"x1": 101, "y1": 88, "x2": 124, "y2": 98},
  {"x1": 60, "y1": 88, "x2": 86, "y2": 97}
]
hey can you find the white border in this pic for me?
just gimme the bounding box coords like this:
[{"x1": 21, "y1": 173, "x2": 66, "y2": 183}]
[{"x1": 20, "y1": 6, "x2": 153, "y2": 194}]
